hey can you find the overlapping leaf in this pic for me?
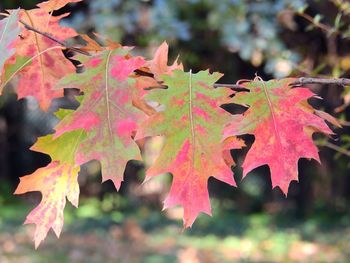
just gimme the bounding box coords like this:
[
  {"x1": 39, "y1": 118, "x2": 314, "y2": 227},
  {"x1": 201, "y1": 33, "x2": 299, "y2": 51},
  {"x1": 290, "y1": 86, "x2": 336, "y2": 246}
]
[
  {"x1": 10, "y1": 2, "x2": 78, "y2": 110},
  {"x1": 136, "y1": 70, "x2": 244, "y2": 227},
  {"x1": 134, "y1": 42, "x2": 183, "y2": 115},
  {"x1": 149, "y1": 41, "x2": 183, "y2": 79},
  {"x1": 0, "y1": 10, "x2": 21, "y2": 81},
  {"x1": 15, "y1": 162, "x2": 79, "y2": 248},
  {"x1": 224, "y1": 78, "x2": 333, "y2": 194},
  {"x1": 54, "y1": 48, "x2": 146, "y2": 190},
  {"x1": 15, "y1": 110, "x2": 86, "y2": 248},
  {"x1": 37, "y1": 0, "x2": 82, "y2": 12},
  {"x1": 134, "y1": 42, "x2": 183, "y2": 92}
]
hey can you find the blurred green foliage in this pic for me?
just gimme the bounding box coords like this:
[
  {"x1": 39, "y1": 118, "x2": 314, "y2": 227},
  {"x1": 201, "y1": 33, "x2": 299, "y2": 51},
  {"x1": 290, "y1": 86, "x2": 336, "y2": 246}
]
[
  {"x1": 1, "y1": 196, "x2": 350, "y2": 262},
  {"x1": 65, "y1": 0, "x2": 306, "y2": 77}
]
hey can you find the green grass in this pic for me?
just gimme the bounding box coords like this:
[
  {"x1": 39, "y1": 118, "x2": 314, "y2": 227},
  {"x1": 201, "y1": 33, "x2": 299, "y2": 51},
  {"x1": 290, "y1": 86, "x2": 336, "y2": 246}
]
[{"x1": 1, "y1": 196, "x2": 350, "y2": 263}]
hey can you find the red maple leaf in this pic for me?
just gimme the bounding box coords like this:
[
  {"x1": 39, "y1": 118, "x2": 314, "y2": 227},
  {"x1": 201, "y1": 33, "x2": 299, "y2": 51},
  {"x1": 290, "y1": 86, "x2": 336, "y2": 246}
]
[
  {"x1": 54, "y1": 48, "x2": 146, "y2": 190},
  {"x1": 136, "y1": 70, "x2": 244, "y2": 227},
  {"x1": 15, "y1": 162, "x2": 80, "y2": 248},
  {"x1": 12, "y1": 4, "x2": 77, "y2": 110},
  {"x1": 224, "y1": 78, "x2": 333, "y2": 194}
]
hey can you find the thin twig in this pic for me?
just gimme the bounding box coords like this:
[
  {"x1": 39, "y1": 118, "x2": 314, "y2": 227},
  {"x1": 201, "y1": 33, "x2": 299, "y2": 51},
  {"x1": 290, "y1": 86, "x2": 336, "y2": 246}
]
[
  {"x1": 6, "y1": 13, "x2": 160, "y2": 80},
  {"x1": 19, "y1": 19, "x2": 164, "y2": 79},
  {"x1": 12, "y1": 13, "x2": 350, "y2": 90},
  {"x1": 317, "y1": 141, "x2": 350, "y2": 158},
  {"x1": 20, "y1": 19, "x2": 66, "y2": 46},
  {"x1": 19, "y1": 19, "x2": 91, "y2": 56},
  {"x1": 291, "y1": 77, "x2": 350, "y2": 86},
  {"x1": 214, "y1": 77, "x2": 350, "y2": 90},
  {"x1": 297, "y1": 12, "x2": 336, "y2": 34},
  {"x1": 339, "y1": 119, "x2": 350, "y2": 126},
  {"x1": 213, "y1": 83, "x2": 249, "y2": 91},
  {"x1": 1, "y1": 11, "x2": 89, "y2": 55}
]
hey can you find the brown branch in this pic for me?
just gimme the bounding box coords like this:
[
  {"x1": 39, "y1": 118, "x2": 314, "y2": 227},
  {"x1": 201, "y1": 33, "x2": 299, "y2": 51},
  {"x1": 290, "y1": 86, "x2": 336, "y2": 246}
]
[
  {"x1": 213, "y1": 84, "x2": 240, "y2": 88},
  {"x1": 335, "y1": 103, "x2": 350, "y2": 113},
  {"x1": 291, "y1": 77, "x2": 350, "y2": 86},
  {"x1": 19, "y1": 20, "x2": 165, "y2": 80},
  {"x1": 339, "y1": 119, "x2": 350, "y2": 126},
  {"x1": 213, "y1": 83, "x2": 249, "y2": 91},
  {"x1": 316, "y1": 141, "x2": 350, "y2": 158},
  {"x1": 17, "y1": 15, "x2": 350, "y2": 90},
  {"x1": 18, "y1": 19, "x2": 91, "y2": 56},
  {"x1": 297, "y1": 12, "x2": 335, "y2": 34},
  {"x1": 214, "y1": 77, "x2": 350, "y2": 90}
]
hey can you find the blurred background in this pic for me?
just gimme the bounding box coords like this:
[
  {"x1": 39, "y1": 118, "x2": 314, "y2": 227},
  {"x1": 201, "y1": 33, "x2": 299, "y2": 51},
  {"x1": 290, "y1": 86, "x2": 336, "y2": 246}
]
[{"x1": 0, "y1": 0, "x2": 350, "y2": 262}]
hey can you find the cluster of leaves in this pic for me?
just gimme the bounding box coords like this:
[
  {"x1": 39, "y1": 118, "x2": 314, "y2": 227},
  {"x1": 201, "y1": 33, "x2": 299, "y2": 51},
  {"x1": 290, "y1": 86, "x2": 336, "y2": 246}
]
[{"x1": 0, "y1": 0, "x2": 336, "y2": 248}]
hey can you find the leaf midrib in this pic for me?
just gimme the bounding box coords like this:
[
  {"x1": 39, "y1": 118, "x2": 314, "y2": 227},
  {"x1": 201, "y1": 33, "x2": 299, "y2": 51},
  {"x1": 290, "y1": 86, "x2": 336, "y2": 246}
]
[
  {"x1": 188, "y1": 70, "x2": 195, "y2": 175},
  {"x1": 105, "y1": 50, "x2": 114, "y2": 143},
  {"x1": 260, "y1": 80, "x2": 284, "y2": 154}
]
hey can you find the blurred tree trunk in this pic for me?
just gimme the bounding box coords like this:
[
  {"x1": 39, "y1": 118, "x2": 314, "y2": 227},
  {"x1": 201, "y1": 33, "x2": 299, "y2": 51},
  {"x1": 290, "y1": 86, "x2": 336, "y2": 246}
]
[{"x1": 0, "y1": 117, "x2": 8, "y2": 182}]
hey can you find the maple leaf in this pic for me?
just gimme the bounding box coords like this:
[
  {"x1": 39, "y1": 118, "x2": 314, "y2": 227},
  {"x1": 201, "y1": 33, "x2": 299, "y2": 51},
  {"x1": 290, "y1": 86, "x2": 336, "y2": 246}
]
[
  {"x1": 135, "y1": 41, "x2": 183, "y2": 90},
  {"x1": 11, "y1": 5, "x2": 77, "y2": 110},
  {"x1": 14, "y1": 109, "x2": 87, "y2": 248},
  {"x1": 15, "y1": 162, "x2": 79, "y2": 248},
  {"x1": 135, "y1": 42, "x2": 183, "y2": 115},
  {"x1": 222, "y1": 136, "x2": 246, "y2": 168},
  {"x1": 136, "y1": 70, "x2": 243, "y2": 227},
  {"x1": 0, "y1": 10, "x2": 21, "y2": 81},
  {"x1": 37, "y1": 0, "x2": 82, "y2": 12},
  {"x1": 149, "y1": 41, "x2": 183, "y2": 79},
  {"x1": 224, "y1": 78, "x2": 333, "y2": 194},
  {"x1": 54, "y1": 48, "x2": 147, "y2": 190}
]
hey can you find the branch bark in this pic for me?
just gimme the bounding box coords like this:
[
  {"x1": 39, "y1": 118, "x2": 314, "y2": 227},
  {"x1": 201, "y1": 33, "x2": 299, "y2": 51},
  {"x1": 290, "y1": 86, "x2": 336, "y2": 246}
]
[
  {"x1": 291, "y1": 77, "x2": 350, "y2": 86},
  {"x1": 14, "y1": 16, "x2": 350, "y2": 89},
  {"x1": 214, "y1": 77, "x2": 350, "y2": 90},
  {"x1": 18, "y1": 19, "x2": 91, "y2": 56},
  {"x1": 316, "y1": 141, "x2": 350, "y2": 158}
]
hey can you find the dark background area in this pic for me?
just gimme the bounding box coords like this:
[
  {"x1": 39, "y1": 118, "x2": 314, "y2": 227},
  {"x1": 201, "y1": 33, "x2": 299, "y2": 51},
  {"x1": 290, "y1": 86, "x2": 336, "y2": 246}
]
[{"x1": 0, "y1": 0, "x2": 349, "y2": 262}]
